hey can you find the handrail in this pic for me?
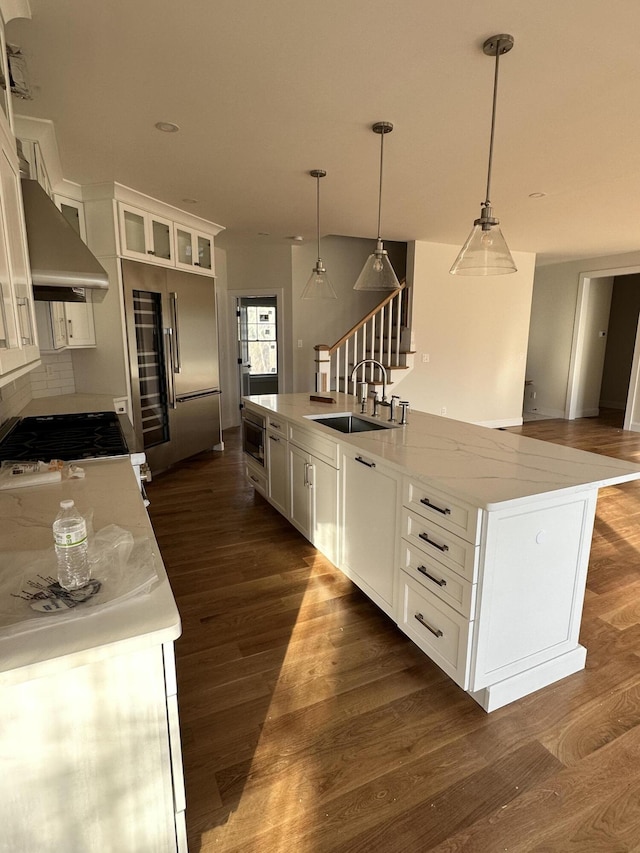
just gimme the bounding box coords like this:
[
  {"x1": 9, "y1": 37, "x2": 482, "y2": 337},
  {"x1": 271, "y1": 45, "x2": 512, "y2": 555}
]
[
  {"x1": 316, "y1": 279, "x2": 407, "y2": 356},
  {"x1": 314, "y1": 279, "x2": 411, "y2": 394}
]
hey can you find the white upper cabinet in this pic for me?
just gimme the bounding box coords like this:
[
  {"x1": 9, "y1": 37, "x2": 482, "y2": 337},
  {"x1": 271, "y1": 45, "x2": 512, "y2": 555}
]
[
  {"x1": 118, "y1": 203, "x2": 175, "y2": 267},
  {"x1": 111, "y1": 190, "x2": 223, "y2": 276},
  {"x1": 0, "y1": 131, "x2": 39, "y2": 383},
  {"x1": 174, "y1": 226, "x2": 214, "y2": 274}
]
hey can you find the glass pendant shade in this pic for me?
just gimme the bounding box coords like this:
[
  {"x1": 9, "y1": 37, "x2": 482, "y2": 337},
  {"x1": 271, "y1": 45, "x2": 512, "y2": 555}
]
[
  {"x1": 450, "y1": 217, "x2": 516, "y2": 276},
  {"x1": 301, "y1": 261, "x2": 337, "y2": 299},
  {"x1": 354, "y1": 240, "x2": 400, "y2": 291},
  {"x1": 301, "y1": 169, "x2": 337, "y2": 300}
]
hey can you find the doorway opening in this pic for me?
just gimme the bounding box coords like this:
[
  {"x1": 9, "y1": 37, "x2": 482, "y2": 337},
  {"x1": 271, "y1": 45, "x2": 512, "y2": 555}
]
[
  {"x1": 237, "y1": 295, "x2": 280, "y2": 399},
  {"x1": 566, "y1": 265, "x2": 640, "y2": 430}
]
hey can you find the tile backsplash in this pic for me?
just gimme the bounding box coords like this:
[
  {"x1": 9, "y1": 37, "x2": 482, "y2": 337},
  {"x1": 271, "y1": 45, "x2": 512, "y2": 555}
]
[
  {"x1": 29, "y1": 352, "x2": 76, "y2": 399},
  {"x1": 0, "y1": 353, "x2": 76, "y2": 426},
  {"x1": 0, "y1": 372, "x2": 32, "y2": 425}
]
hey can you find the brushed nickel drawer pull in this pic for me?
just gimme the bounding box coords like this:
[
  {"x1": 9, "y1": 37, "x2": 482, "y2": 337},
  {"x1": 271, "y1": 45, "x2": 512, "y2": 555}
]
[
  {"x1": 420, "y1": 497, "x2": 451, "y2": 516},
  {"x1": 417, "y1": 565, "x2": 447, "y2": 587},
  {"x1": 415, "y1": 612, "x2": 443, "y2": 637},
  {"x1": 250, "y1": 475, "x2": 259, "y2": 484},
  {"x1": 355, "y1": 456, "x2": 376, "y2": 468},
  {"x1": 419, "y1": 532, "x2": 449, "y2": 552},
  {"x1": 269, "y1": 435, "x2": 280, "y2": 442},
  {"x1": 271, "y1": 421, "x2": 281, "y2": 430}
]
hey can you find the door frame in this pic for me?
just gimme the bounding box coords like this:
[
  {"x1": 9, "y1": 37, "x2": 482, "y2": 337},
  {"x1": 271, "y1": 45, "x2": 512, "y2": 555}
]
[
  {"x1": 227, "y1": 288, "x2": 285, "y2": 425},
  {"x1": 565, "y1": 264, "x2": 640, "y2": 430}
]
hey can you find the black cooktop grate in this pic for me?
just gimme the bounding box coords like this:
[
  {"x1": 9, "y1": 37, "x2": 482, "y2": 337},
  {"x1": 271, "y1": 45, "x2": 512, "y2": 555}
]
[{"x1": 0, "y1": 412, "x2": 130, "y2": 462}]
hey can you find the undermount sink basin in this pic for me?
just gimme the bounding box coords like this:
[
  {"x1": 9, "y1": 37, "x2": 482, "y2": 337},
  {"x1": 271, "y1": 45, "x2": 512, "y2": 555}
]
[{"x1": 306, "y1": 413, "x2": 398, "y2": 434}]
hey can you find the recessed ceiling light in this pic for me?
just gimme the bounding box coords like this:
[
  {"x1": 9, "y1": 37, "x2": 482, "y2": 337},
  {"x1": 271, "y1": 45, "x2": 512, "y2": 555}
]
[
  {"x1": 288, "y1": 236, "x2": 304, "y2": 242},
  {"x1": 154, "y1": 121, "x2": 180, "y2": 133},
  {"x1": 182, "y1": 198, "x2": 198, "y2": 204},
  {"x1": 529, "y1": 192, "x2": 546, "y2": 199},
  {"x1": 258, "y1": 232, "x2": 270, "y2": 237}
]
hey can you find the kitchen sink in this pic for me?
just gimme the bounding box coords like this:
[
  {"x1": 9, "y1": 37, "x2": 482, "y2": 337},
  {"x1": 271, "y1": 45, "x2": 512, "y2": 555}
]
[{"x1": 305, "y1": 413, "x2": 399, "y2": 434}]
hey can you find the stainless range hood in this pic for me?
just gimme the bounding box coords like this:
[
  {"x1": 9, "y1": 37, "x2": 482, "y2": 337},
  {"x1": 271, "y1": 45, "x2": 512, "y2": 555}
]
[{"x1": 20, "y1": 179, "x2": 109, "y2": 303}]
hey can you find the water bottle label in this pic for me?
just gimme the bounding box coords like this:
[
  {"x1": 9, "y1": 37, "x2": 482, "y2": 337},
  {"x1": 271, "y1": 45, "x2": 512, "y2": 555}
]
[{"x1": 54, "y1": 528, "x2": 87, "y2": 548}]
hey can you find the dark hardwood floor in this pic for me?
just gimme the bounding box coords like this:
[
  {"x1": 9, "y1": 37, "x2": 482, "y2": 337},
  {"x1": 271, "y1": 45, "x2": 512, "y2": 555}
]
[{"x1": 147, "y1": 410, "x2": 640, "y2": 852}]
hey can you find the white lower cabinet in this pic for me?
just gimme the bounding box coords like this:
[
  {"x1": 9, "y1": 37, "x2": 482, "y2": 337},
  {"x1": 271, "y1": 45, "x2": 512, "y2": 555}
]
[
  {"x1": 267, "y1": 428, "x2": 288, "y2": 516},
  {"x1": 243, "y1": 402, "x2": 603, "y2": 712},
  {"x1": 289, "y1": 438, "x2": 339, "y2": 565},
  {"x1": 397, "y1": 571, "x2": 473, "y2": 687},
  {"x1": 1, "y1": 642, "x2": 186, "y2": 852},
  {"x1": 340, "y1": 447, "x2": 400, "y2": 618}
]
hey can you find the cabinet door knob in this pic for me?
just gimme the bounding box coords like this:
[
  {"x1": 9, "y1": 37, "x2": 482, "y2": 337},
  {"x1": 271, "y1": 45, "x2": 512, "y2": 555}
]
[{"x1": 147, "y1": 250, "x2": 155, "y2": 255}]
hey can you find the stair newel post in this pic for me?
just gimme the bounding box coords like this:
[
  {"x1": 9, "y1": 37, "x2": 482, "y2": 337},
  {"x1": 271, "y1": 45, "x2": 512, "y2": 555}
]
[{"x1": 314, "y1": 344, "x2": 331, "y2": 393}]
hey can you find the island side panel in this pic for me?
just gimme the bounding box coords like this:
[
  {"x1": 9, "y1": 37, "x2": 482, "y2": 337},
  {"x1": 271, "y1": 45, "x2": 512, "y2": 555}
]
[{"x1": 470, "y1": 489, "x2": 598, "y2": 695}]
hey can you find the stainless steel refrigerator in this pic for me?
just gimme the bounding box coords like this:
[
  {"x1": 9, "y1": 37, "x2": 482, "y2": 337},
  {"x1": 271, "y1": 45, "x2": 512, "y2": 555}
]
[{"x1": 122, "y1": 259, "x2": 222, "y2": 472}]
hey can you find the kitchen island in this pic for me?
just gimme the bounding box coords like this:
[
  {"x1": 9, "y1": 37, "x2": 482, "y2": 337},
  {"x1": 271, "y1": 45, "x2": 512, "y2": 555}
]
[
  {"x1": 0, "y1": 456, "x2": 185, "y2": 852},
  {"x1": 243, "y1": 392, "x2": 640, "y2": 711}
]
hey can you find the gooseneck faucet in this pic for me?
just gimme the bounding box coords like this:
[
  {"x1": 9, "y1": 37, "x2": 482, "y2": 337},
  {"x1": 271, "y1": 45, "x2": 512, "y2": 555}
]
[{"x1": 350, "y1": 359, "x2": 388, "y2": 410}]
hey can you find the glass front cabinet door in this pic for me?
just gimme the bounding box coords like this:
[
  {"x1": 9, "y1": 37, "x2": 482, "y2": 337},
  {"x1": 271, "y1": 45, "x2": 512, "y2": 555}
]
[
  {"x1": 175, "y1": 226, "x2": 214, "y2": 274},
  {"x1": 118, "y1": 203, "x2": 175, "y2": 266}
]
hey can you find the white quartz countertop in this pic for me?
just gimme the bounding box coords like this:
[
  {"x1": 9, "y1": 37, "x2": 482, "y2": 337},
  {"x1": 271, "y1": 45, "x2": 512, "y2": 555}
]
[
  {"x1": 244, "y1": 393, "x2": 640, "y2": 509},
  {"x1": 0, "y1": 457, "x2": 180, "y2": 687}
]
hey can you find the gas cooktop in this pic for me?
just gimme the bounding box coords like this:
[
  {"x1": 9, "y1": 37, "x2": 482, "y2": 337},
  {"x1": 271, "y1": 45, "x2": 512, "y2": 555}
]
[{"x1": 0, "y1": 411, "x2": 130, "y2": 462}]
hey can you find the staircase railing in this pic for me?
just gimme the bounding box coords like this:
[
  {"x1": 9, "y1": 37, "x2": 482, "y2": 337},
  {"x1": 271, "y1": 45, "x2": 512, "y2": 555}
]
[{"x1": 314, "y1": 281, "x2": 409, "y2": 394}]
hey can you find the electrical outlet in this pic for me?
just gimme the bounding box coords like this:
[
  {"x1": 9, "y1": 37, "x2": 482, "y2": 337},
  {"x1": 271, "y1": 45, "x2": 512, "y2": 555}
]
[
  {"x1": 422, "y1": 353, "x2": 430, "y2": 363},
  {"x1": 441, "y1": 407, "x2": 447, "y2": 416},
  {"x1": 45, "y1": 364, "x2": 55, "y2": 378},
  {"x1": 297, "y1": 339, "x2": 303, "y2": 348}
]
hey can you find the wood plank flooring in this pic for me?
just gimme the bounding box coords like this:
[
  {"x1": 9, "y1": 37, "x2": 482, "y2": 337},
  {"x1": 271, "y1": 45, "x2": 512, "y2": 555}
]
[{"x1": 147, "y1": 410, "x2": 640, "y2": 852}]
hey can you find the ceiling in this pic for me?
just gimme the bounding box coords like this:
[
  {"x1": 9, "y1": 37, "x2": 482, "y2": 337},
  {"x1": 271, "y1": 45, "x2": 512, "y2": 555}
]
[{"x1": 7, "y1": 0, "x2": 640, "y2": 265}]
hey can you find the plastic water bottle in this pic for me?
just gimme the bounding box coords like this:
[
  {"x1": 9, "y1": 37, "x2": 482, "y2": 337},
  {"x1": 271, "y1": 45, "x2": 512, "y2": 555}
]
[{"x1": 53, "y1": 499, "x2": 90, "y2": 590}]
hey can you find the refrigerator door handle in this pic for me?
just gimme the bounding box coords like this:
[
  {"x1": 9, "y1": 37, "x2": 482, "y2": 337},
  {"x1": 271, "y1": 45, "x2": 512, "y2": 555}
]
[
  {"x1": 175, "y1": 388, "x2": 221, "y2": 403},
  {"x1": 163, "y1": 327, "x2": 177, "y2": 409},
  {"x1": 169, "y1": 291, "x2": 181, "y2": 374}
]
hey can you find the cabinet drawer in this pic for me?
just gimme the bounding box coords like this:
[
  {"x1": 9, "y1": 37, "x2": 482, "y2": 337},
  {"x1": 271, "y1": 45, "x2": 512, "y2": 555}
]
[
  {"x1": 288, "y1": 422, "x2": 339, "y2": 467},
  {"x1": 404, "y1": 478, "x2": 481, "y2": 544},
  {"x1": 397, "y1": 571, "x2": 471, "y2": 689},
  {"x1": 267, "y1": 415, "x2": 287, "y2": 435},
  {"x1": 404, "y1": 508, "x2": 479, "y2": 582},
  {"x1": 245, "y1": 461, "x2": 267, "y2": 496},
  {"x1": 401, "y1": 540, "x2": 475, "y2": 619}
]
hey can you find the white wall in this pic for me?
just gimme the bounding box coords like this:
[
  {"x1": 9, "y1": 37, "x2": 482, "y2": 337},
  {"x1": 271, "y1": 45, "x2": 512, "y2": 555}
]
[
  {"x1": 390, "y1": 241, "x2": 536, "y2": 427},
  {"x1": 526, "y1": 251, "x2": 640, "y2": 418}
]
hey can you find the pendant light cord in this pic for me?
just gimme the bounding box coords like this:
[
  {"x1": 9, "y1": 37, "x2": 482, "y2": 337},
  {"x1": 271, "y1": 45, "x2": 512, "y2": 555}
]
[
  {"x1": 485, "y1": 37, "x2": 503, "y2": 208},
  {"x1": 377, "y1": 129, "x2": 385, "y2": 241},
  {"x1": 316, "y1": 173, "x2": 321, "y2": 261}
]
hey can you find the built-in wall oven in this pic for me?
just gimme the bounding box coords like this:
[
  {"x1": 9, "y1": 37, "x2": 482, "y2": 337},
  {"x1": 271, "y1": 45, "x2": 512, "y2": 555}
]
[{"x1": 241, "y1": 408, "x2": 265, "y2": 466}]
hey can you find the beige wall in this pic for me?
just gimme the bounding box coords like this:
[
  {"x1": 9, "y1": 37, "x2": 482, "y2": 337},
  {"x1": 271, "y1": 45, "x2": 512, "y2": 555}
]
[{"x1": 390, "y1": 241, "x2": 536, "y2": 427}]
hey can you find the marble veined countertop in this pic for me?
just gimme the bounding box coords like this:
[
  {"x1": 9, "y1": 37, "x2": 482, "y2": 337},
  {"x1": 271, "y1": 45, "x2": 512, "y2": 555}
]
[
  {"x1": 0, "y1": 457, "x2": 179, "y2": 687},
  {"x1": 244, "y1": 393, "x2": 640, "y2": 510}
]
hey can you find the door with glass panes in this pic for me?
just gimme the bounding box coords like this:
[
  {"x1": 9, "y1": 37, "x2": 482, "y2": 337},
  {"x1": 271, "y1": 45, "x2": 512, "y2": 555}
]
[{"x1": 237, "y1": 296, "x2": 279, "y2": 398}]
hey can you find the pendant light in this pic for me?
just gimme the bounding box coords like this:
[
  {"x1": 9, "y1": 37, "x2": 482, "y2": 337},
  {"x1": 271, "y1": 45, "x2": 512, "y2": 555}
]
[
  {"x1": 450, "y1": 34, "x2": 517, "y2": 276},
  {"x1": 354, "y1": 121, "x2": 400, "y2": 292},
  {"x1": 301, "y1": 169, "x2": 337, "y2": 300}
]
